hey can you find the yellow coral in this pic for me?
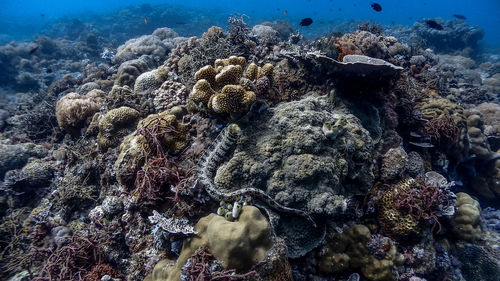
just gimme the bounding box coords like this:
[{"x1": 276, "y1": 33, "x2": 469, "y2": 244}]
[
  {"x1": 97, "y1": 106, "x2": 141, "y2": 150},
  {"x1": 189, "y1": 79, "x2": 216, "y2": 104},
  {"x1": 245, "y1": 63, "x2": 259, "y2": 81},
  {"x1": 215, "y1": 64, "x2": 243, "y2": 89},
  {"x1": 137, "y1": 111, "x2": 188, "y2": 154},
  {"x1": 450, "y1": 192, "x2": 482, "y2": 241},
  {"x1": 194, "y1": 65, "x2": 216, "y2": 86},
  {"x1": 317, "y1": 224, "x2": 402, "y2": 281},
  {"x1": 258, "y1": 63, "x2": 275, "y2": 78},
  {"x1": 145, "y1": 206, "x2": 272, "y2": 281},
  {"x1": 378, "y1": 178, "x2": 420, "y2": 237},
  {"x1": 188, "y1": 57, "x2": 273, "y2": 117},
  {"x1": 209, "y1": 85, "x2": 255, "y2": 115}
]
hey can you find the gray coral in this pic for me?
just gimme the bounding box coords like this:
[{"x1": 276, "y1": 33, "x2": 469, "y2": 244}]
[{"x1": 214, "y1": 94, "x2": 374, "y2": 217}]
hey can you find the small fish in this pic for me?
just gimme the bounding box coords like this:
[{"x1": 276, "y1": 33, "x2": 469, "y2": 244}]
[
  {"x1": 29, "y1": 45, "x2": 39, "y2": 55},
  {"x1": 276, "y1": 8, "x2": 280, "y2": 11},
  {"x1": 371, "y1": 3, "x2": 382, "y2": 12},
  {"x1": 175, "y1": 21, "x2": 187, "y2": 25},
  {"x1": 40, "y1": 14, "x2": 45, "y2": 17},
  {"x1": 300, "y1": 17, "x2": 313, "y2": 26},
  {"x1": 283, "y1": 10, "x2": 288, "y2": 15},
  {"x1": 425, "y1": 19, "x2": 444, "y2": 30},
  {"x1": 452, "y1": 14, "x2": 467, "y2": 20},
  {"x1": 144, "y1": 16, "x2": 148, "y2": 24}
]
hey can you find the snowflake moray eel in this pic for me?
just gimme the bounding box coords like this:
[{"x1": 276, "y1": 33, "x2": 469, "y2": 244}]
[{"x1": 197, "y1": 123, "x2": 317, "y2": 227}]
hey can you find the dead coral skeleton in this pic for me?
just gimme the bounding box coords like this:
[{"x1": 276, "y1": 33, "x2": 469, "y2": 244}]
[{"x1": 148, "y1": 210, "x2": 195, "y2": 235}]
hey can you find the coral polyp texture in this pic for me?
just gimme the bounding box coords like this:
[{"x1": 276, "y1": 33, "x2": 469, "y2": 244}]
[
  {"x1": 450, "y1": 192, "x2": 483, "y2": 241},
  {"x1": 2, "y1": 8, "x2": 500, "y2": 281},
  {"x1": 97, "y1": 106, "x2": 141, "y2": 150},
  {"x1": 188, "y1": 56, "x2": 274, "y2": 117},
  {"x1": 145, "y1": 206, "x2": 273, "y2": 281},
  {"x1": 136, "y1": 111, "x2": 188, "y2": 156},
  {"x1": 55, "y1": 89, "x2": 105, "y2": 132},
  {"x1": 378, "y1": 177, "x2": 450, "y2": 237}
]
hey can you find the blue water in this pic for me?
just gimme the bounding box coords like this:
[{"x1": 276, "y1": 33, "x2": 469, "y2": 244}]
[{"x1": 1, "y1": 0, "x2": 499, "y2": 47}]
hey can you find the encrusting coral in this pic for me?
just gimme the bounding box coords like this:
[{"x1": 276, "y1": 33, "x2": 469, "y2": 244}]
[
  {"x1": 378, "y1": 177, "x2": 450, "y2": 237},
  {"x1": 97, "y1": 106, "x2": 141, "y2": 150},
  {"x1": 317, "y1": 224, "x2": 404, "y2": 281},
  {"x1": 188, "y1": 56, "x2": 274, "y2": 117},
  {"x1": 136, "y1": 111, "x2": 188, "y2": 156},
  {"x1": 55, "y1": 89, "x2": 105, "y2": 132},
  {"x1": 144, "y1": 206, "x2": 272, "y2": 281}
]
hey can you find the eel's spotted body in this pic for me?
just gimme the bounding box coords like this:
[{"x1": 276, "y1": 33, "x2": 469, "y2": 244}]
[{"x1": 197, "y1": 124, "x2": 316, "y2": 227}]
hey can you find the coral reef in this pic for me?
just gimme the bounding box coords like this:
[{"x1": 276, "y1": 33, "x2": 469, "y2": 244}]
[
  {"x1": 412, "y1": 18, "x2": 484, "y2": 53},
  {"x1": 114, "y1": 28, "x2": 185, "y2": 63},
  {"x1": 450, "y1": 192, "x2": 482, "y2": 241},
  {"x1": 136, "y1": 111, "x2": 188, "y2": 156},
  {"x1": 152, "y1": 81, "x2": 190, "y2": 112},
  {"x1": 317, "y1": 224, "x2": 404, "y2": 281},
  {"x1": 97, "y1": 106, "x2": 141, "y2": 150},
  {"x1": 0, "y1": 141, "x2": 48, "y2": 178},
  {"x1": 188, "y1": 56, "x2": 274, "y2": 117},
  {"x1": 378, "y1": 177, "x2": 450, "y2": 237},
  {"x1": 214, "y1": 95, "x2": 371, "y2": 217},
  {"x1": 55, "y1": 90, "x2": 105, "y2": 132},
  {"x1": 334, "y1": 30, "x2": 409, "y2": 62},
  {"x1": 145, "y1": 206, "x2": 272, "y2": 281},
  {"x1": 1, "y1": 16, "x2": 499, "y2": 281},
  {"x1": 474, "y1": 102, "x2": 500, "y2": 150}
]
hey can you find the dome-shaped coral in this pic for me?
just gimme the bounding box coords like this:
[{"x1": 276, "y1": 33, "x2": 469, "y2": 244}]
[{"x1": 55, "y1": 90, "x2": 105, "y2": 132}]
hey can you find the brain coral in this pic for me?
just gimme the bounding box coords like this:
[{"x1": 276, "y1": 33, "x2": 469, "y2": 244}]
[
  {"x1": 214, "y1": 95, "x2": 374, "y2": 217},
  {"x1": 97, "y1": 106, "x2": 141, "y2": 150},
  {"x1": 55, "y1": 90, "x2": 105, "y2": 132},
  {"x1": 145, "y1": 206, "x2": 272, "y2": 281}
]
